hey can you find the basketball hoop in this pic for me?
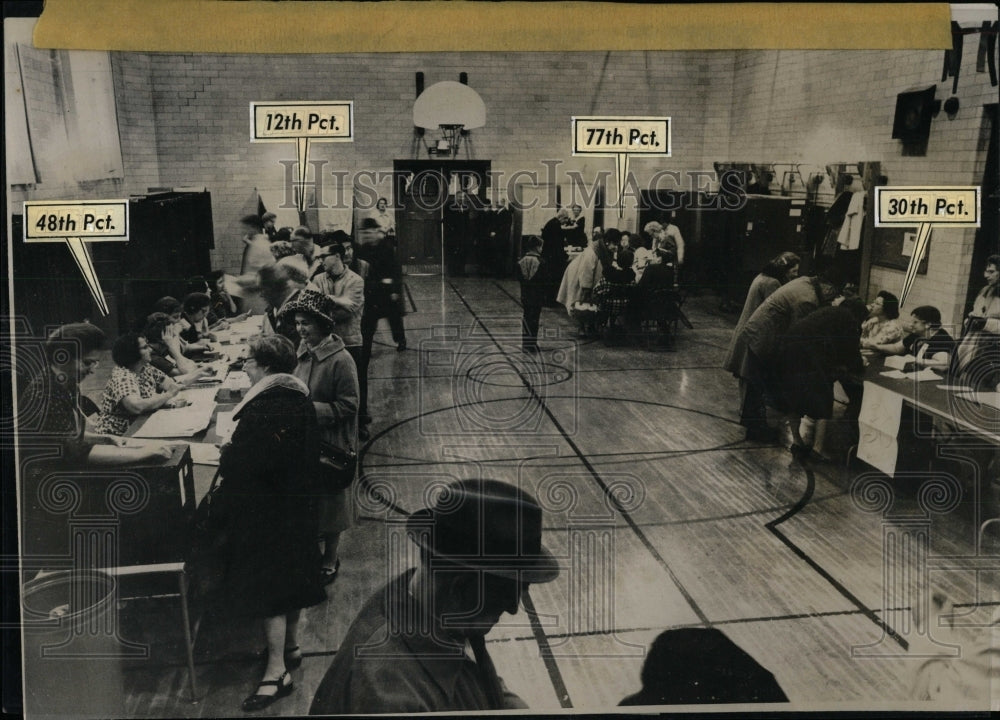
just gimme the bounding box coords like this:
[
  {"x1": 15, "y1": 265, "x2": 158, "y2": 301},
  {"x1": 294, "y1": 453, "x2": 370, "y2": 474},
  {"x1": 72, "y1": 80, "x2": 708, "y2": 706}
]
[{"x1": 413, "y1": 81, "x2": 486, "y2": 159}]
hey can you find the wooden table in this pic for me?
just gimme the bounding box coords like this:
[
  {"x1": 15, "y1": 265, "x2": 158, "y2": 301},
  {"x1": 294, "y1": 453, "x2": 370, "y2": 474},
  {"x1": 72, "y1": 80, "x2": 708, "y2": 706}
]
[{"x1": 857, "y1": 359, "x2": 1000, "y2": 478}]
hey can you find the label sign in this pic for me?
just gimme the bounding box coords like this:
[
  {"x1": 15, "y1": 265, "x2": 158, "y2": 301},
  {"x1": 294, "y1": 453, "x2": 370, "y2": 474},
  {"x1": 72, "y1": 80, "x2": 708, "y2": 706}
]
[
  {"x1": 250, "y1": 102, "x2": 354, "y2": 141},
  {"x1": 875, "y1": 186, "x2": 980, "y2": 226},
  {"x1": 572, "y1": 116, "x2": 670, "y2": 155},
  {"x1": 24, "y1": 200, "x2": 129, "y2": 241}
]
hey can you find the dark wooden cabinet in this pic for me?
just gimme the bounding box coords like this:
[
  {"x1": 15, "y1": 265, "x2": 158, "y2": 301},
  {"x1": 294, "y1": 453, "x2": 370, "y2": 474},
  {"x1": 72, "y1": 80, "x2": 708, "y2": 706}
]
[{"x1": 11, "y1": 191, "x2": 214, "y2": 338}]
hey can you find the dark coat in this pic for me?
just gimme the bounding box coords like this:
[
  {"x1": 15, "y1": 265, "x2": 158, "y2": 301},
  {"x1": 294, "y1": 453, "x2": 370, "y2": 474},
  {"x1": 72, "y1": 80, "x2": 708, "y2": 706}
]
[
  {"x1": 309, "y1": 569, "x2": 523, "y2": 715},
  {"x1": 215, "y1": 376, "x2": 325, "y2": 618},
  {"x1": 357, "y1": 240, "x2": 402, "y2": 315},
  {"x1": 777, "y1": 305, "x2": 864, "y2": 419}
]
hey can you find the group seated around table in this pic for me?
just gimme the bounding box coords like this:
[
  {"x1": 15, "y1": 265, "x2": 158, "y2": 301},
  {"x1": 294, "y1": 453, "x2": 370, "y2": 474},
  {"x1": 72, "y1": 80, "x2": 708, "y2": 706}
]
[{"x1": 557, "y1": 227, "x2": 683, "y2": 346}]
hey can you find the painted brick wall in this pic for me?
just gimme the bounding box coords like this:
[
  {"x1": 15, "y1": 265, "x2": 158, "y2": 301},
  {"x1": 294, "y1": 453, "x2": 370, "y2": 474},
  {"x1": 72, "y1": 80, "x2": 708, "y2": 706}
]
[
  {"x1": 726, "y1": 46, "x2": 997, "y2": 327},
  {"x1": 116, "y1": 50, "x2": 727, "y2": 271}
]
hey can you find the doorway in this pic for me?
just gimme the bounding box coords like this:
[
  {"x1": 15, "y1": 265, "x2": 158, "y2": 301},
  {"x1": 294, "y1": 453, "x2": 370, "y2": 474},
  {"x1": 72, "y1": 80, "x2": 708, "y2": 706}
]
[{"x1": 393, "y1": 160, "x2": 491, "y2": 269}]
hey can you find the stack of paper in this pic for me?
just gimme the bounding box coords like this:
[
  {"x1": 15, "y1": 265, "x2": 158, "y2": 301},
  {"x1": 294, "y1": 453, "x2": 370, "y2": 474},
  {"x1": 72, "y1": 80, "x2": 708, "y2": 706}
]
[{"x1": 131, "y1": 403, "x2": 214, "y2": 438}]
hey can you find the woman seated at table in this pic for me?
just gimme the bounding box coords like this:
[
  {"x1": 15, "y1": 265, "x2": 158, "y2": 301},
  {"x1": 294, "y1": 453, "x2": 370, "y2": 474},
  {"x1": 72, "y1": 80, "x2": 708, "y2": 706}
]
[
  {"x1": 153, "y1": 296, "x2": 212, "y2": 358},
  {"x1": 94, "y1": 333, "x2": 207, "y2": 436},
  {"x1": 867, "y1": 305, "x2": 955, "y2": 373},
  {"x1": 143, "y1": 312, "x2": 201, "y2": 377},
  {"x1": 213, "y1": 333, "x2": 326, "y2": 711},
  {"x1": 18, "y1": 323, "x2": 173, "y2": 467},
  {"x1": 859, "y1": 289, "x2": 904, "y2": 364},
  {"x1": 207, "y1": 269, "x2": 248, "y2": 321},
  {"x1": 282, "y1": 289, "x2": 359, "y2": 585},
  {"x1": 179, "y1": 292, "x2": 218, "y2": 345}
]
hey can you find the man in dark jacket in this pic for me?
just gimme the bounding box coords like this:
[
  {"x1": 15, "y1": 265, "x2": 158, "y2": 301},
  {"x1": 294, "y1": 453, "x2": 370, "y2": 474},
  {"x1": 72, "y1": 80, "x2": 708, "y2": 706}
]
[
  {"x1": 309, "y1": 479, "x2": 560, "y2": 715},
  {"x1": 357, "y1": 217, "x2": 407, "y2": 353}
]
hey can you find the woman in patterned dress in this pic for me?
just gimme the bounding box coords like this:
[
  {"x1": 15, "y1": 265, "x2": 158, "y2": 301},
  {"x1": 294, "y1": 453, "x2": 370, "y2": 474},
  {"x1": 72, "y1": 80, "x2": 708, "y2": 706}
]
[{"x1": 94, "y1": 332, "x2": 200, "y2": 435}]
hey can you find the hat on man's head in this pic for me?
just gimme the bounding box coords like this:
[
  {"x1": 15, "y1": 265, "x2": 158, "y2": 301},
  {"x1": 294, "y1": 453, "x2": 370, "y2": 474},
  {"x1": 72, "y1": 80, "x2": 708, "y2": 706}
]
[
  {"x1": 280, "y1": 288, "x2": 336, "y2": 328},
  {"x1": 406, "y1": 479, "x2": 560, "y2": 583},
  {"x1": 358, "y1": 217, "x2": 381, "y2": 231}
]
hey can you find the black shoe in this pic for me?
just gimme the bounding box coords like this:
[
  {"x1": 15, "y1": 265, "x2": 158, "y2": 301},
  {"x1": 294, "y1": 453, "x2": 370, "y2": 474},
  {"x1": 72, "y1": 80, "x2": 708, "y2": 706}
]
[
  {"x1": 396, "y1": 342, "x2": 407, "y2": 352},
  {"x1": 745, "y1": 426, "x2": 779, "y2": 443},
  {"x1": 241, "y1": 671, "x2": 293, "y2": 712},
  {"x1": 360, "y1": 414, "x2": 372, "y2": 426},
  {"x1": 358, "y1": 426, "x2": 370, "y2": 441}
]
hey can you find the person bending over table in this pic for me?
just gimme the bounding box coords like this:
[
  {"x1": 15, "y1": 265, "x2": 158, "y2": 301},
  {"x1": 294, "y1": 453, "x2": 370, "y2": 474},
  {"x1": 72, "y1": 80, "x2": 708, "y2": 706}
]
[
  {"x1": 867, "y1": 305, "x2": 955, "y2": 373},
  {"x1": 952, "y1": 254, "x2": 1000, "y2": 391},
  {"x1": 283, "y1": 289, "x2": 359, "y2": 586},
  {"x1": 214, "y1": 333, "x2": 326, "y2": 712},
  {"x1": 776, "y1": 297, "x2": 868, "y2": 461},
  {"x1": 94, "y1": 333, "x2": 209, "y2": 436},
  {"x1": 17, "y1": 323, "x2": 173, "y2": 466}
]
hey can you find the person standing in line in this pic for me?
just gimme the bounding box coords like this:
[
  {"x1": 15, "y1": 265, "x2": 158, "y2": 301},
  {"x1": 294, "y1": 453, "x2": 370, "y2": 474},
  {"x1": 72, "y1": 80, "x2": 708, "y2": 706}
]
[
  {"x1": 516, "y1": 236, "x2": 546, "y2": 354},
  {"x1": 258, "y1": 262, "x2": 307, "y2": 344},
  {"x1": 308, "y1": 243, "x2": 369, "y2": 440},
  {"x1": 723, "y1": 252, "x2": 801, "y2": 435},
  {"x1": 282, "y1": 290, "x2": 359, "y2": 587}
]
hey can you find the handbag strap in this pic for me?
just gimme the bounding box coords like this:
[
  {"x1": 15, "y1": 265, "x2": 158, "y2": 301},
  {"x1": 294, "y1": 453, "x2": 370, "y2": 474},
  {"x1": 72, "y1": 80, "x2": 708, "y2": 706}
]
[{"x1": 207, "y1": 466, "x2": 222, "y2": 494}]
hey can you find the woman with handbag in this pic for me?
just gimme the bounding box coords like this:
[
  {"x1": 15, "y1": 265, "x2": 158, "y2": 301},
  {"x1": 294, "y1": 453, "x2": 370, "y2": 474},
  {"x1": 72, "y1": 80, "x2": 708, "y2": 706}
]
[
  {"x1": 282, "y1": 289, "x2": 360, "y2": 586},
  {"x1": 214, "y1": 333, "x2": 326, "y2": 711}
]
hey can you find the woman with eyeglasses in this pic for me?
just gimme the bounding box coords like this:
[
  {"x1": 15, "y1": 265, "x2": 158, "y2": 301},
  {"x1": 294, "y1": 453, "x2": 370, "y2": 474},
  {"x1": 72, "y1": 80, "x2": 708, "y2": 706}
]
[
  {"x1": 94, "y1": 333, "x2": 207, "y2": 436},
  {"x1": 212, "y1": 333, "x2": 326, "y2": 711},
  {"x1": 17, "y1": 323, "x2": 173, "y2": 466}
]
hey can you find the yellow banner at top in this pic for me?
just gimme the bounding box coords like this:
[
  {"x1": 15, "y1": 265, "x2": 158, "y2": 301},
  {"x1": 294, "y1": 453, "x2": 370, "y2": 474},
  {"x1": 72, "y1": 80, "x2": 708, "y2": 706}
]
[{"x1": 33, "y1": 1, "x2": 953, "y2": 53}]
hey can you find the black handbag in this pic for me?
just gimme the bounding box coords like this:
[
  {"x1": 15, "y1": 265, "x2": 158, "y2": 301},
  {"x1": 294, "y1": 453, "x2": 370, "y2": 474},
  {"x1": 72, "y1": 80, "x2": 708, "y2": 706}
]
[
  {"x1": 318, "y1": 442, "x2": 357, "y2": 491},
  {"x1": 187, "y1": 468, "x2": 228, "y2": 596}
]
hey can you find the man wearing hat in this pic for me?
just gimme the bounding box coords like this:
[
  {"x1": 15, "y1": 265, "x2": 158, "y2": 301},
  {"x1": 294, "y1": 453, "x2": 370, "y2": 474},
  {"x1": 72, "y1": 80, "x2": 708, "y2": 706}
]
[{"x1": 308, "y1": 479, "x2": 560, "y2": 714}]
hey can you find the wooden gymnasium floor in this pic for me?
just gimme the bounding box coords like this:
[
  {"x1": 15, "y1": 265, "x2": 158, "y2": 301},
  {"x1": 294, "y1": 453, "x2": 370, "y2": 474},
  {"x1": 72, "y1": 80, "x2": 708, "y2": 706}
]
[{"x1": 91, "y1": 274, "x2": 999, "y2": 716}]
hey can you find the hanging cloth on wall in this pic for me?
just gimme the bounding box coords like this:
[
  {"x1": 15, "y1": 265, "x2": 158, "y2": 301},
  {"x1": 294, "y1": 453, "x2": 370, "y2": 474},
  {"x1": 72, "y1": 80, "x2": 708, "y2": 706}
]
[
  {"x1": 837, "y1": 190, "x2": 866, "y2": 251},
  {"x1": 820, "y1": 189, "x2": 854, "y2": 257}
]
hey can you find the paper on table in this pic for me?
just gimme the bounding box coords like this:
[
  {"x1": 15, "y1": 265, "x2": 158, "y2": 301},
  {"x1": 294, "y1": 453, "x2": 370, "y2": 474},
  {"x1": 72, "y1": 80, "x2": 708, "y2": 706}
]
[
  {"x1": 938, "y1": 385, "x2": 976, "y2": 392},
  {"x1": 880, "y1": 370, "x2": 909, "y2": 379},
  {"x1": 884, "y1": 355, "x2": 915, "y2": 370},
  {"x1": 954, "y1": 391, "x2": 1000, "y2": 410},
  {"x1": 131, "y1": 404, "x2": 214, "y2": 438},
  {"x1": 188, "y1": 442, "x2": 221, "y2": 466},
  {"x1": 909, "y1": 368, "x2": 941, "y2": 382}
]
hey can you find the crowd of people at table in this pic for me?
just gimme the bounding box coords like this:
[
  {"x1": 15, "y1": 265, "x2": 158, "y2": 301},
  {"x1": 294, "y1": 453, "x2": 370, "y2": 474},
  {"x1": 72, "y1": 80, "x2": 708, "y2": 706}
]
[
  {"x1": 517, "y1": 212, "x2": 687, "y2": 352},
  {"x1": 15, "y1": 192, "x2": 999, "y2": 712},
  {"x1": 723, "y1": 251, "x2": 1000, "y2": 464}
]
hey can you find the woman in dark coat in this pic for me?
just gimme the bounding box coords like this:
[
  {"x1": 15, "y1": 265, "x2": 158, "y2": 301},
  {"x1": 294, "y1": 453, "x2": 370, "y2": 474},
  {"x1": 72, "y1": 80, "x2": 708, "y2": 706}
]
[
  {"x1": 777, "y1": 297, "x2": 868, "y2": 459},
  {"x1": 215, "y1": 333, "x2": 326, "y2": 711}
]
